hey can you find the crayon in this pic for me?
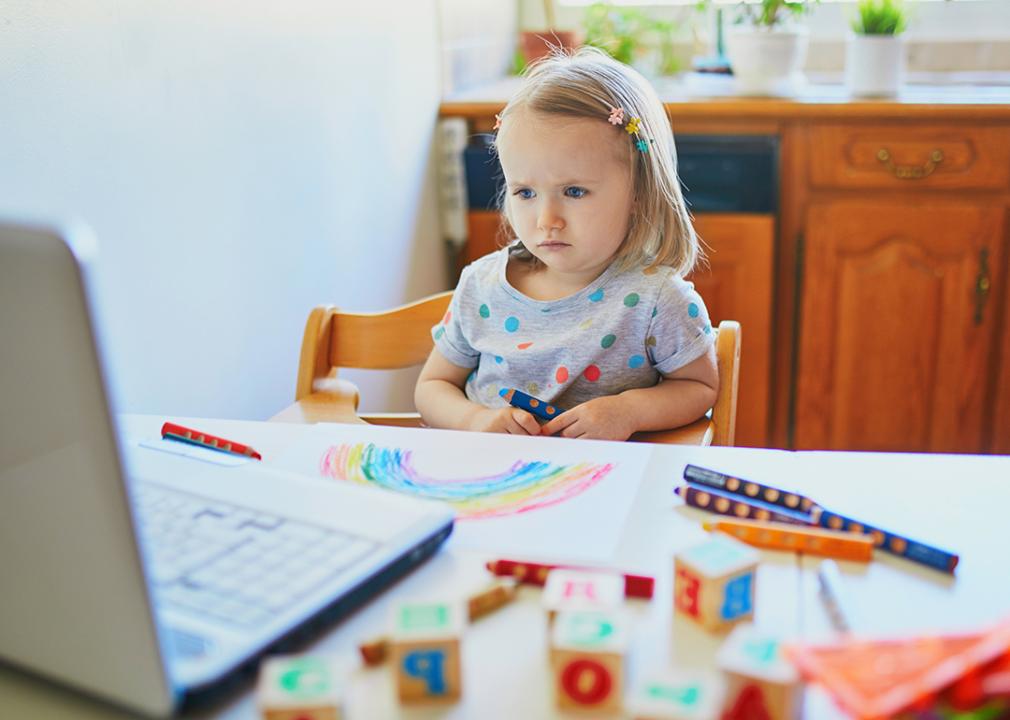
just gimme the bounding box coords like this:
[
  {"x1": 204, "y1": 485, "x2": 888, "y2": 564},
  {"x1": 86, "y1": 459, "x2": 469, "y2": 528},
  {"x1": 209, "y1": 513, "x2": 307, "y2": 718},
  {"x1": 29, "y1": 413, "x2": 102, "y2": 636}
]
[
  {"x1": 817, "y1": 508, "x2": 959, "y2": 574},
  {"x1": 161, "y1": 421, "x2": 262, "y2": 460},
  {"x1": 676, "y1": 484, "x2": 818, "y2": 526},
  {"x1": 485, "y1": 558, "x2": 654, "y2": 599},
  {"x1": 500, "y1": 387, "x2": 563, "y2": 422},
  {"x1": 817, "y1": 560, "x2": 852, "y2": 634},
  {"x1": 684, "y1": 464, "x2": 820, "y2": 515},
  {"x1": 357, "y1": 578, "x2": 518, "y2": 666},
  {"x1": 703, "y1": 518, "x2": 875, "y2": 562}
]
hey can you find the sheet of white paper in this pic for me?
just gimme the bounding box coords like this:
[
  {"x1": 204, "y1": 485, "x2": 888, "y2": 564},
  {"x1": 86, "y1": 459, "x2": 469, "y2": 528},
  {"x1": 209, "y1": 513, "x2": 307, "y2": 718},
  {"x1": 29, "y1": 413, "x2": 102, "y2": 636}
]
[
  {"x1": 269, "y1": 424, "x2": 652, "y2": 562},
  {"x1": 137, "y1": 438, "x2": 251, "y2": 466}
]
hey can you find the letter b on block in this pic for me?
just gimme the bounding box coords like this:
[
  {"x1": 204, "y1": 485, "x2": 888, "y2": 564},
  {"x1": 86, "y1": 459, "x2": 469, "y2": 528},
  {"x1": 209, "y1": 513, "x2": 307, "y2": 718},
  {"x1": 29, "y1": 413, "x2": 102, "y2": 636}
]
[{"x1": 402, "y1": 650, "x2": 446, "y2": 694}]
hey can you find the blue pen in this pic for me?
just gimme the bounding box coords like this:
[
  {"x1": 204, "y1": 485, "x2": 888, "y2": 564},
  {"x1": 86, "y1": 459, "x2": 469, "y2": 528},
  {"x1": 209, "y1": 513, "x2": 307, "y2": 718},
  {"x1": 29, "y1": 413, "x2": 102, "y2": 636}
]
[{"x1": 500, "y1": 387, "x2": 563, "y2": 422}]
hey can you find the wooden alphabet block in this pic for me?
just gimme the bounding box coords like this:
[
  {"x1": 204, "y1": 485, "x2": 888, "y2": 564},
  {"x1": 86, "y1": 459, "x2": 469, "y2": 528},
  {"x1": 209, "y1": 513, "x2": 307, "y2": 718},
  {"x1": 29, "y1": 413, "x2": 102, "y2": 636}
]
[
  {"x1": 674, "y1": 533, "x2": 759, "y2": 632},
  {"x1": 257, "y1": 655, "x2": 343, "y2": 720},
  {"x1": 389, "y1": 600, "x2": 465, "y2": 703},
  {"x1": 629, "y1": 670, "x2": 725, "y2": 719},
  {"x1": 551, "y1": 610, "x2": 628, "y2": 714},
  {"x1": 717, "y1": 623, "x2": 802, "y2": 720},
  {"x1": 543, "y1": 568, "x2": 624, "y2": 624}
]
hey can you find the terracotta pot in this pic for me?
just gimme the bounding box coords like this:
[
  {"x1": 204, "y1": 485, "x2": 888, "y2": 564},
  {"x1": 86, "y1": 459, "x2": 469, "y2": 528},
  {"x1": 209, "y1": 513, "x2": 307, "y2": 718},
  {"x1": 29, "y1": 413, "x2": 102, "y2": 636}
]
[{"x1": 520, "y1": 30, "x2": 579, "y2": 65}]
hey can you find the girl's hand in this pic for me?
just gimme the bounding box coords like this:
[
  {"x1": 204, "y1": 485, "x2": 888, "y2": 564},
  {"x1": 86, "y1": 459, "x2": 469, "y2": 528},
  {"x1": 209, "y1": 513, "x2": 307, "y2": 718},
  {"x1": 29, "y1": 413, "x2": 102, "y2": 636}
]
[
  {"x1": 469, "y1": 407, "x2": 541, "y2": 435},
  {"x1": 539, "y1": 395, "x2": 636, "y2": 441}
]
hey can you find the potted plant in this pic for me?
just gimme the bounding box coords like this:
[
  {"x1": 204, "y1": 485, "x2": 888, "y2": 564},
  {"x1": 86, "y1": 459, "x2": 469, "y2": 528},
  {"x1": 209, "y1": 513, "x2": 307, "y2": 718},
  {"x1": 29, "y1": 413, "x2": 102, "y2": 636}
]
[
  {"x1": 846, "y1": 0, "x2": 909, "y2": 97},
  {"x1": 520, "y1": 0, "x2": 578, "y2": 67},
  {"x1": 582, "y1": 2, "x2": 687, "y2": 77},
  {"x1": 723, "y1": 0, "x2": 818, "y2": 97}
]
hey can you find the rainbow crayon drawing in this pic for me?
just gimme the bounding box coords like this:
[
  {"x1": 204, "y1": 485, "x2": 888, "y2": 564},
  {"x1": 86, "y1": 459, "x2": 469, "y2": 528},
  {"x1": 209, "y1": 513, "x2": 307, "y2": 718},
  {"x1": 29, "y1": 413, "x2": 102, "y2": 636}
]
[
  {"x1": 319, "y1": 442, "x2": 613, "y2": 520},
  {"x1": 500, "y1": 387, "x2": 563, "y2": 422}
]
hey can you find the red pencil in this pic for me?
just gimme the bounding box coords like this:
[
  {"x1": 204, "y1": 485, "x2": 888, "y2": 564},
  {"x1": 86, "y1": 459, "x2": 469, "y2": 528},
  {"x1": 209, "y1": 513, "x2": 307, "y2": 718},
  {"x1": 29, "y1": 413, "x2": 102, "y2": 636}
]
[
  {"x1": 485, "y1": 558, "x2": 654, "y2": 599},
  {"x1": 160, "y1": 422, "x2": 262, "y2": 460}
]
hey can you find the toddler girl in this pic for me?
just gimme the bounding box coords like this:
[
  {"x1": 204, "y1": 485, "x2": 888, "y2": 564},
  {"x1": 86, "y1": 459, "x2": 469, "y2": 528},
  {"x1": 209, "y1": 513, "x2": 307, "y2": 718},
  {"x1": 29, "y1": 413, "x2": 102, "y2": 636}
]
[{"x1": 416, "y1": 47, "x2": 718, "y2": 441}]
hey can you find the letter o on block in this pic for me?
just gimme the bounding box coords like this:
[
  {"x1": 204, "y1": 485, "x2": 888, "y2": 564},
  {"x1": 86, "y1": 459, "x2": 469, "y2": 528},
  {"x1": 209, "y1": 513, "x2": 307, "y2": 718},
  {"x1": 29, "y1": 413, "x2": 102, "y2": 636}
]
[{"x1": 561, "y1": 658, "x2": 612, "y2": 706}]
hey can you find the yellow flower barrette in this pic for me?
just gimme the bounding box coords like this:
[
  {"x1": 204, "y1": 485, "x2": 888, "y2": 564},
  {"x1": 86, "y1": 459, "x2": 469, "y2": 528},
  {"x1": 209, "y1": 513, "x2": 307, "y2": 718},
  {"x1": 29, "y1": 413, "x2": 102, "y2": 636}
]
[{"x1": 609, "y1": 107, "x2": 649, "y2": 154}]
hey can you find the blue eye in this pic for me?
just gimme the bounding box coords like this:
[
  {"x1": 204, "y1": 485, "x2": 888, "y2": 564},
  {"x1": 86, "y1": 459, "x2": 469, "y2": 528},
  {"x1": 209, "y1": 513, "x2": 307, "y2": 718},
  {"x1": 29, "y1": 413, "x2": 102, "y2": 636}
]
[
  {"x1": 565, "y1": 186, "x2": 588, "y2": 199},
  {"x1": 513, "y1": 188, "x2": 535, "y2": 200}
]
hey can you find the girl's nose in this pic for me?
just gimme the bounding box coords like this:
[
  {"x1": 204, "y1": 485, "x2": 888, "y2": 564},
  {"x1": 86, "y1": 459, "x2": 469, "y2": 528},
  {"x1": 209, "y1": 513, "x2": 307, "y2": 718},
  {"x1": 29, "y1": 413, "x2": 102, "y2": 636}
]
[{"x1": 537, "y1": 202, "x2": 565, "y2": 234}]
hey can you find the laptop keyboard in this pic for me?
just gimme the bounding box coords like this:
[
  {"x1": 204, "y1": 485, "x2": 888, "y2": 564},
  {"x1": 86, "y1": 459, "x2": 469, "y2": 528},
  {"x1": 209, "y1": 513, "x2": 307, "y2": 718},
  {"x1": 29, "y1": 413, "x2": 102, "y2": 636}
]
[{"x1": 133, "y1": 483, "x2": 377, "y2": 629}]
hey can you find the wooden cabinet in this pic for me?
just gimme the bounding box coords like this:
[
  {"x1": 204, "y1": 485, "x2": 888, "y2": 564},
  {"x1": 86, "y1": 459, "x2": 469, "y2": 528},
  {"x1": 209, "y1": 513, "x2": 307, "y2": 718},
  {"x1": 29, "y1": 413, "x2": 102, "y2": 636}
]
[
  {"x1": 689, "y1": 215, "x2": 775, "y2": 447},
  {"x1": 442, "y1": 100, "x2": 1010, "y2": 453},
  {"x1": 795, "y1": 200, "x2": 1005, "y2": 452}
]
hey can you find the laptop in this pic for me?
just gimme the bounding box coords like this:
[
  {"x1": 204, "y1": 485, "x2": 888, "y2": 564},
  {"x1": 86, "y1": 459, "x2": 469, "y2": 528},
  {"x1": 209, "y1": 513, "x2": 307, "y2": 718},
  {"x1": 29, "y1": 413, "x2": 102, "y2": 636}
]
[{"x1": 0, "y1": 220, "x2": 455, "y2": 716}]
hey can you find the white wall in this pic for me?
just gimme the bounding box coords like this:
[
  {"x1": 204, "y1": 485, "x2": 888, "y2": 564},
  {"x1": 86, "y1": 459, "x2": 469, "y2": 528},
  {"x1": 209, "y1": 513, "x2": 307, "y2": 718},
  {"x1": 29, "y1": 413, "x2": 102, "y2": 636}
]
[{"x1": 0, "y1": 1, "x2": 448, "y2": 420}]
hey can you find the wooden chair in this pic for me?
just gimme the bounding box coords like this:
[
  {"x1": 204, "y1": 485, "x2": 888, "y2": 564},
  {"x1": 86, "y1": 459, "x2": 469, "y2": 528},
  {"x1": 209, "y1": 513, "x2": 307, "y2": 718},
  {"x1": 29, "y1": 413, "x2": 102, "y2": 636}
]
[{"x1": 271, "y1": 291, "x2": 742, "y2": 446}]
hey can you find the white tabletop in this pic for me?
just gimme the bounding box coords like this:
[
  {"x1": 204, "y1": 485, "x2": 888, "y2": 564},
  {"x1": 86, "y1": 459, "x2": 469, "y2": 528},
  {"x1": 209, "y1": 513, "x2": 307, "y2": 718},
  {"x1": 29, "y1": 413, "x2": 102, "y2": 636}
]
[{"x1": 2, "y1": 415, "x2": 1008, "y2": 719}]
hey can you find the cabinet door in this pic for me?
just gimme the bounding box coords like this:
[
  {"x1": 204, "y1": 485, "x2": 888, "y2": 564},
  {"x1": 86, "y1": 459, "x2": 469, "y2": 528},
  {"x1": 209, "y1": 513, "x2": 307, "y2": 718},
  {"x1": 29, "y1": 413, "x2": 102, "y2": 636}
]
[
  {"x1": 689, "y1": 215, "x2": 775, "y2": 448},
  {"x1": 796, "y1": 200, "x2": 1005, "y2": 452}
]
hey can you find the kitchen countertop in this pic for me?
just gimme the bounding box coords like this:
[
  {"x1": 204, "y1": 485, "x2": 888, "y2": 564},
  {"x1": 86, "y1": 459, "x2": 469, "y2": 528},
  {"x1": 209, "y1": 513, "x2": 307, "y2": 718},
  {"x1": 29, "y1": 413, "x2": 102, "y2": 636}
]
[{"x1": 440, "y1": 72, "x2": 1010, "y2": 121}]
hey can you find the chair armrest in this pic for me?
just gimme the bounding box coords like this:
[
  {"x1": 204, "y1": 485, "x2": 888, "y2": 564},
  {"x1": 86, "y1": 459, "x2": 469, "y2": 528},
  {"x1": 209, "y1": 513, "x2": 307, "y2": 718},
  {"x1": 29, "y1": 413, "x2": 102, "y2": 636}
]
[{"x1": 270, "y1": 378, "x2": 365, "y2": 425}]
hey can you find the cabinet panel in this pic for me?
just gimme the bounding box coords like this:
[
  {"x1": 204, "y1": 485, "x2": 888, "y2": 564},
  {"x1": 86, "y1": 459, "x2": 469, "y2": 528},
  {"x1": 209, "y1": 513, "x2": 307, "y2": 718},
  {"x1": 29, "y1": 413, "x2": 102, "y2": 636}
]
[
  {"x1": 689, "y1": 215, "x2": 775, "y2": 447},
  {"x1": 808, "y1": 124, "x2": 1010, "y2": 191},
  {"x1": 796, "y1": 200, "x2": 1005, "y2": 452}
]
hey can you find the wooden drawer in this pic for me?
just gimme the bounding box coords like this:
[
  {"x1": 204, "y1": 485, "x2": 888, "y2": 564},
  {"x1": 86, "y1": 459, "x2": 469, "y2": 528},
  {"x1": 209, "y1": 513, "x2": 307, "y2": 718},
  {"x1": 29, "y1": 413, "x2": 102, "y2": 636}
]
[{"x1": 807, "y1": 124, "x2": 1010, "y2": 190}]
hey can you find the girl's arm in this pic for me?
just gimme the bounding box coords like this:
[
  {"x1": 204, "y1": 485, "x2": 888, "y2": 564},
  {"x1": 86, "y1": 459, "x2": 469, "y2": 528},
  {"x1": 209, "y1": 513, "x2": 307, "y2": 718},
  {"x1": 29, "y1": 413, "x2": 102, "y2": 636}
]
[
  {"x1": 415, "y1": 349, "x2": 541, "y2": 435},
  {"x1": 539, "y1": 345, "x2": 719, "y2": 441}
]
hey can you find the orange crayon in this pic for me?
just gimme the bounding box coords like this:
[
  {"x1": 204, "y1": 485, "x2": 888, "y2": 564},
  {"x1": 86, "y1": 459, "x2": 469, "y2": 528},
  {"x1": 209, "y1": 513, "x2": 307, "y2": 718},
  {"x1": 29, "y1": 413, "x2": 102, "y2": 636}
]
[{"x1": 703, "y1": 518, "x2": 875, "y2": 562}]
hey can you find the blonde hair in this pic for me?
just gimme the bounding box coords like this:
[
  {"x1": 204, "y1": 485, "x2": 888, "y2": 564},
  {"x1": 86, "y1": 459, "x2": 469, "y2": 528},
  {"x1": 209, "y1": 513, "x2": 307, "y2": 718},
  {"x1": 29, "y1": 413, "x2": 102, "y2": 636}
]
[{"x1": 493, "y1": 46, "x2": 700, "y2": 276}]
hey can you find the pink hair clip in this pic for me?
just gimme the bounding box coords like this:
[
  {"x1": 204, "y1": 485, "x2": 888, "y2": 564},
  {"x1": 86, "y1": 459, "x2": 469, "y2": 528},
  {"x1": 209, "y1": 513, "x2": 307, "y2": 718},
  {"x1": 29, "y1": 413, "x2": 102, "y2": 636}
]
[
  {"x1": 608, "y1": 106, "x2": 624, "y2": 125},
  {"x1": 493, "y1": 113, "x2": 503, "y2": 131}
]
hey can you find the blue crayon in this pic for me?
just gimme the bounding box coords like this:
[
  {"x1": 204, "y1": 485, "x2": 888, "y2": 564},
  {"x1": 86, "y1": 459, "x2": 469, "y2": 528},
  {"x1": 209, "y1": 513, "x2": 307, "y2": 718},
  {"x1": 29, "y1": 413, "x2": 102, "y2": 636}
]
[
  {"x1": 818, "y1": 509, "x2": 959, "y2": 574},
  {"x1": 500, "y1": 387, "x2": 563, "y2": 422}
]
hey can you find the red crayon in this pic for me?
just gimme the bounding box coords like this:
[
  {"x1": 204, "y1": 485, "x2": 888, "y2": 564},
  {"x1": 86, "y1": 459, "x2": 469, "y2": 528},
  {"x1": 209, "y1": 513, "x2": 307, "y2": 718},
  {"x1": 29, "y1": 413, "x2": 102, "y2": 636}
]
[
  {"x1": 485, "y1": 558, "x2": 654, "y2": 600},
  {"x1": 160, "y1": 421, "x2": 262, "y2": 460}
]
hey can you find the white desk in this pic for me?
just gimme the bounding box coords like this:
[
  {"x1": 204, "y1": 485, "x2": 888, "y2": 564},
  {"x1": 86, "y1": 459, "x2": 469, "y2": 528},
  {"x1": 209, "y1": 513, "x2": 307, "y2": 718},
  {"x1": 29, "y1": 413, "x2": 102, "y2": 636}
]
[{"x1": 2, "y1": 415, "x2": 1008, "y2": 719}]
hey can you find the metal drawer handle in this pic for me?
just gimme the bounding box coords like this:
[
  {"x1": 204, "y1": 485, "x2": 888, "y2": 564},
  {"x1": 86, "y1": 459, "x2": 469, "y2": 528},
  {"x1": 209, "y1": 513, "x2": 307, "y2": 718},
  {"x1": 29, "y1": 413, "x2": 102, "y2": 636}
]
[
  {"x1": 876, "y1": 148, "x2": 944, "y2": 179},
  {"x1": 975, "y1": 248, "x2": 991, "y2": 326}
]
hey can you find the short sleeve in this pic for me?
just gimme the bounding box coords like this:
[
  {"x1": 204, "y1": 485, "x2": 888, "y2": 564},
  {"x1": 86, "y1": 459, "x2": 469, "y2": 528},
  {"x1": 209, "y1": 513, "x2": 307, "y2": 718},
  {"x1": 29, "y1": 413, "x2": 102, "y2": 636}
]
[
  {"x1": 647, "y1": 273, "x2": 715, "y2": 375},
  {"x1": 431, "y1": 265, "x2": 481, "y2": 368}
]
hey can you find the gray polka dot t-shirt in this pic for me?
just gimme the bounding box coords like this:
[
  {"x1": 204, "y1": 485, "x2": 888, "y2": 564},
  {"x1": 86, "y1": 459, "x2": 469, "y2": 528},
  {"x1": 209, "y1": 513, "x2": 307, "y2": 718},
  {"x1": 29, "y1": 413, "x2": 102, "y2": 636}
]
[{"x1": 432, "y1": 246, "x2": 715, "y2": 412}]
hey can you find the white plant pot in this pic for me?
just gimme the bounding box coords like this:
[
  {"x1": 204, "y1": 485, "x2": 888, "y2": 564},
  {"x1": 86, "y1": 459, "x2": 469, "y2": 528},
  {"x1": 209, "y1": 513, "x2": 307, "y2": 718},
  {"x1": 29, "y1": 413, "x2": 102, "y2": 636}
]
[
  {"x1": 846, "y1": 33, "x2": 904, "y2": 97},
  {"x1": 726, "y1": 25, "x2": 809, "y2": 97}
]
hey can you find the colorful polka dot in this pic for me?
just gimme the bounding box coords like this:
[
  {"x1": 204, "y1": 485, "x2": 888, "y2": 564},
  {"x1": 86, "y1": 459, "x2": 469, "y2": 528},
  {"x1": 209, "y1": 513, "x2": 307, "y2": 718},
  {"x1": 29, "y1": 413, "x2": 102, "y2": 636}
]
[
  {"x1": 643, "y1": 266, "x2": 659, "y2": 275},
  {"x1": 442, "y1": 310, "x2": 451, "y2": 325},
  {"x1": 479, "y1": 304, "x2": 490, "y2": 318},
  {"x1": 629, "y1": 354, "x2": 645, "y2": 369},
  {"x1": 688, "y1": 303, "x2": 699, "y2": 318},
  {"x1": 646, "y1": 335, "x2": 657, "y2": 347},
  {"x1": 517, "y1": 341, "x2": 533, "y2": 350},
  {"x1": 704, "y1": 324, "x2": 712, "y2": 334},
  {"x1": 579, "y1": 318, "x2": 594, "y2": 330},
  {"x1": 601, "y1": 334, "x2": 616, "y2": 349},
  {"x1": 505, "y1": 316, "x2": 520, "y2": 332},
  {"x1": 495, "y1": 355, "x2": 504, "y2": 364},
  {"x1": 624, "y1": 293, "x2": 640, "y2": 307},
  {"x1": 433, "y1": 327, "x2": 445, "y2": 340},
  {"x1": 652, "y1": 307, "x2": 657, "y2": 318},
  {"x1": 527, "y1": 382, "x2": 540, "y2": 395},
  {"x1": 556, "y1": 366, "x2": 569, "y2": 383},
  {"x1": 583, "y1": 365, "x2": 601, "y2": 382},
  {"x1": 588, "y1": 289, "x2": 604, "y2": 302}
]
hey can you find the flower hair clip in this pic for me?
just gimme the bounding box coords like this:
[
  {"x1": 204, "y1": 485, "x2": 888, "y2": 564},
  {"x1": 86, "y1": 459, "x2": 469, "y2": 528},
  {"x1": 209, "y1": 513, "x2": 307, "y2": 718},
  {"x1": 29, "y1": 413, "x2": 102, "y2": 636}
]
[
  {"x1": 608, "y1": 106, "x2": 649, "y2": 153},
  {"x1": 493, "y1": 112, "x2": 503, "y2": 131}
]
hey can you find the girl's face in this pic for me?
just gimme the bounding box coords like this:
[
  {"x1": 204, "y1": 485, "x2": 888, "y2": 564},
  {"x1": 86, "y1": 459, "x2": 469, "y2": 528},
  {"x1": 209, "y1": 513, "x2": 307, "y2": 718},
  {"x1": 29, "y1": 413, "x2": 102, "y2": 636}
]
[{"x1": 497, "y1": 109, "x2": 634, "y2": 289}]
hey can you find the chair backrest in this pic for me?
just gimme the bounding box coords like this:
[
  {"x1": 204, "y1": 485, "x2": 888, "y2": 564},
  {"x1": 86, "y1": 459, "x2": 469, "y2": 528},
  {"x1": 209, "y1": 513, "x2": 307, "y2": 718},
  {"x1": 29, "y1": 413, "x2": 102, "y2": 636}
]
[
  {"x1": 293, "y1": 291, "x2": 741, "y2": 446},
  {"x1": 295, "y1": 291, "x2": 453, "y2": 401}
]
